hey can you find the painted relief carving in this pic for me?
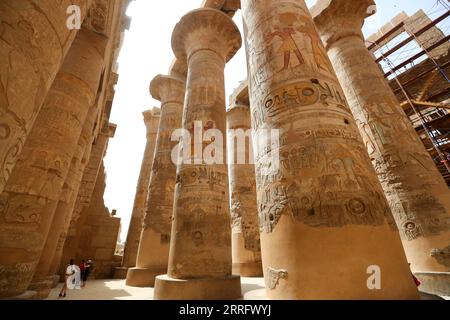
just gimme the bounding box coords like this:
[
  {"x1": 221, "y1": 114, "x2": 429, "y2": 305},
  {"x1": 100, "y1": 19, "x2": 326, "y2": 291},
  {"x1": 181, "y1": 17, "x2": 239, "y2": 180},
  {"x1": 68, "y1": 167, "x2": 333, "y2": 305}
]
[
  {"x1": 0, "y1": 194, "x2": 42, "y2": 224},
  {"x1": 266, "y1": 267, "x2": 288, "y2": 290},
  {"x1": 248, "y1": 6, "x2": 334, "y2": 87},
  {"x1": 83, "y1": 0, "x2": 109, "y2": 34}
]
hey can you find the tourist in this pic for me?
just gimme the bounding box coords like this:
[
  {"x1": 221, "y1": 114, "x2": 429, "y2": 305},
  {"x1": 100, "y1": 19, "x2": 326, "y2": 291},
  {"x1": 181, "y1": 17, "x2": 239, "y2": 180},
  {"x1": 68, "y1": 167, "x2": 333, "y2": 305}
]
[
  {"x1": 82, "y1": 260, "x2": 93, "y2": 286},
  {"x1": 67, "y1": 264, "x2": 82, "y2": 291},
  {"x1": 59, "y1": 259, "x2": 76, "y2": 298},
  {"x1": 79, "y1": 260, "x2": 86, "y2": 286}
]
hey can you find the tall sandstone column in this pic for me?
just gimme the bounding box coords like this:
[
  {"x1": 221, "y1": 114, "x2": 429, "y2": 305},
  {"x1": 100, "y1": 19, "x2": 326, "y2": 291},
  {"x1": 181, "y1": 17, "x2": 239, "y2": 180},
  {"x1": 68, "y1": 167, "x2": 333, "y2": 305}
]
[
  {"x1": 0, "y1": 0, "x2": 90, "y2": 193},
  {"x1": 57, "y1": 123, "x2": 116, "y2": 277},
  {"x1": 118, "y1": 108, "x2": 160, "y2": 279},
  {"x1": 227, "y1": 104, "x2": 262, "y2": 277},
  {"x1": 154, "y1": 8, "x2": 242, "y2": 300},
  {"x1": 241, "y1": 0, "x2": 419, "y2": 299},
  {"x1": 28, "y1": 104, "x2": 100, "y2": 297},
  {"x1": 312, "y1": 0, "x2": 450, "y2": 274},
  {"x1": 0, "y1": 28, "x2": 106, "y2": 299},
  {"x1": 126, "y1": 75, "x2": 185, "y2": 287}
]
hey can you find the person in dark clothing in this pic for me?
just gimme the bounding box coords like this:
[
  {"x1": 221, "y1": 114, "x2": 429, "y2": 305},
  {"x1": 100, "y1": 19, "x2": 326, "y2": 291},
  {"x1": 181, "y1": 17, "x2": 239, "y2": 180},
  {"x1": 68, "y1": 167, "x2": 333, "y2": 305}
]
[
  {"x1": 79, "y1": 260, "x2": 86, "y2": 285},
  {"x1": 82, "y1": 260, "x2": 93, "y2": 286}
]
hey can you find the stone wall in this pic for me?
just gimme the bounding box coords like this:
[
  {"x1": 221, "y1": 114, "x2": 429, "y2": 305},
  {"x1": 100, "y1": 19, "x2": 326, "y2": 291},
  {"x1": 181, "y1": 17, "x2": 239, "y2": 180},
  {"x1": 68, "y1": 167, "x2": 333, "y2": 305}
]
[{"x1": 75, "y1": 163, "x2": 121, "y2": 279}]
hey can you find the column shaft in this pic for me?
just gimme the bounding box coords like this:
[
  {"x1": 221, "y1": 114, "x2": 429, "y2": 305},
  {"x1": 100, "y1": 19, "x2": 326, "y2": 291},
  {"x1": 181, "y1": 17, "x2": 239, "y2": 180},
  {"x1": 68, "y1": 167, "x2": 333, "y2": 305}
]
[
  {"x1": 0, "y1": 0, "x2": 90, "y2": 193},
  {"x1": 241, "y1": 0, "x2": 418, "y2": 299},
  {"x1": 227, "y1": 105, "x2": 262, "y2": 277},
  {"x1": 154, "y1": 8, "x2": 242, "y2": 300},
  {"x1": 312, "y1": 0, "x2": 450, "y2": 273},
  {"x1": 126, "y1": 75, "x2": 184, "y2": 287},
  {"x1": 169, "y1": 49, "x2": 231, "y2": 278},
  {"x1": 0, "y1": 28, "x2": 105, "y2": 298},
  {"x1": 57, "y1": 124, "x2": 115, "y2": 277},
  {"x1": 121, "y1": 109, "x2": 160, "y2": 270},
  {"x1": 30, "y1": 104, "x2": 99, "y2": 295}
]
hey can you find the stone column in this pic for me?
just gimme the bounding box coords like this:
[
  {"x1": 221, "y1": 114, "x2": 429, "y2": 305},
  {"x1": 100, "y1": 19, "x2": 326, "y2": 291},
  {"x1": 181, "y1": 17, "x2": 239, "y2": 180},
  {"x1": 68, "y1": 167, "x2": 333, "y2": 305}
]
[
  {"x1": 0, "y1": 28, "x2": 106, "y2": 299},
  {"x1": 312, "y1": 0, "x2": 450, "y2": 274},
  {"x1": 227, "y1": 105, "x2": 262, "y2": 277},
  {"x1": 241, "y1": 0, "x2": 419, "y2": 299},
  {"x1": 154, "y1": 8, "x2": 242, "y2": 300},
  {"x1": 0, "y1": 1, "x2": 90, "y2": 193},
  {"x1": 126, "y1": 75, "x2": 185, "y2": 287},
  {"x1": 117, "y1": 108, "x2": 160, "y2": 279},
  {"x1": 28, "y1": 105, "x2": 99, "y2": 297},
  {"x1": 57, "y1": 123, "x2": 116, "y2": 278},
  {"x1": 74, "y1": 161, "x2": 121, "y2": 280}
]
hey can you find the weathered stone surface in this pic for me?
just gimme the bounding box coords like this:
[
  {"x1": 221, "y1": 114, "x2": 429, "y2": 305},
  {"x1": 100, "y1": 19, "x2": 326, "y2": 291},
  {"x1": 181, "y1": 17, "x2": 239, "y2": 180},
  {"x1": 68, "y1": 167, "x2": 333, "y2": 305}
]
[
  {"x1": 46, "y1": 110, "x2": 99, "y2": 279},
  {"x1": 0, "y1": 0, "x2": 91, "y2": 194},
  {"x1": 74, "y1": 162, "x2": 121, "y2": 279},
  {"x1": 126, "y1": 75, "x2": 184, "y2": 287},
  {"x1": 241, "y1": 0, "x2": 419, "y2": 299},
  {"x1": 121, "y1": 108, "x2": 160, "y2": 271},
  {"x1": 30, "y1": 103, "x2": 99, "y2": 290},
  {"x1": 415, "y1": 271, "x2": 450, "y2": 296},
  {"x1": 227, "y1": 104, "x2": 262, "y2": 277},
  {"x1": 58, "y1": 123, "x2": 116, "y2": 278},
  {"x1": 312, "y1": 0, "x2": 450, "y2": 273},
  {"x1": 154, "y1": 8, "x2": 242, "y2": 300},
  {"x1": 0, "y1": 28, "x2": 106, "y2": 298}
]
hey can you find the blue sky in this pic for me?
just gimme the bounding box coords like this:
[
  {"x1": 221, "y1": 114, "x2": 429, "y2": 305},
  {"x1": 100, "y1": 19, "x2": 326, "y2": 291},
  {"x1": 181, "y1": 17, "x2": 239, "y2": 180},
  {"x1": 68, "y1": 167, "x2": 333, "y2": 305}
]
[{"x1": 104, "y1": 0, "x2": 449, "y2": 241}]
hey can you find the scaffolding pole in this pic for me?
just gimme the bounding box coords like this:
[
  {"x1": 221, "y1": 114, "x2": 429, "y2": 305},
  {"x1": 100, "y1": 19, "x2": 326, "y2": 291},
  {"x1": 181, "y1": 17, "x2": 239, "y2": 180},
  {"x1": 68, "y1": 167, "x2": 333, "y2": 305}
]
[{"x1": 368, "y1": 40, "x2": 450, "y2": 173}]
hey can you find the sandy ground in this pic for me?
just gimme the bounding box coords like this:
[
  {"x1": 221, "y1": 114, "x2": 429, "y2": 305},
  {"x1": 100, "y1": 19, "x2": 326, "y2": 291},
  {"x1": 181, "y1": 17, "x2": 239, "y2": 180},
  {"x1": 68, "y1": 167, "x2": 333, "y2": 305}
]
[
  {"x1": 46, "y1": 277, "x2": 448, "y2": 300},
  {"x1": 46, "y1": 277, "x2": 266, "y2": 300}
]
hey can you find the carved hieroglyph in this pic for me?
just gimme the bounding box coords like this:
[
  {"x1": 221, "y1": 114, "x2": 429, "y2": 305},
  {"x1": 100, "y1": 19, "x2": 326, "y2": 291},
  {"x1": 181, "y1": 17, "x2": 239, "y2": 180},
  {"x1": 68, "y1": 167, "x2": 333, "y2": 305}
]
[
  {"x1": 0, "y1": 0, "x2": 91, "y2": 194},
  {"x1": 227, "y1": 105, "x2": 262, "y2": 276},
  {"x1": 153, "y1": 8, "x2": 242, "y2": 300},
  {"x1": 125, "y1": 76, "x2": 184, "y2": 287},
  {"x1": 241, "y1": 0, "x2": 419, "y2": 299},
  {"x1": 312, "y1": 0, "x2": 450, "y2": 273},
  {"x1": 31, "y1": 104, "x2": 99, "y2": 286},
  {"x1": 122, "y1": 108, "x2": 160, "y2": 270},
  {"x1": 47, "y1": 107, "x2": 100, "y2": 276},
  {"x1": 0, "y1": 29, "x2": 106, "y2": 298},
  {"x1": 57, "y1": 123, "x2": 116, "y2": 277},
  {"x1": 166, "y1": 8, "x2": 241, "y2": 281}
]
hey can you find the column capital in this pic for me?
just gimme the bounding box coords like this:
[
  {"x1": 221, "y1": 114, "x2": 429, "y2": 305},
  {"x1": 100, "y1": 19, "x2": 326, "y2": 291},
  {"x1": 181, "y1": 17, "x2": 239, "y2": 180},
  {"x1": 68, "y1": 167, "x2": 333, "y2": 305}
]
[
  {"x1": 229, "y1": 79, "x2": 249, "y2": 107},
  {"x1": 143, "y1": 108, "x2": 161, "y2": 136},
  {"x1": 150, "y1": 74, "x2": 186, "y2": 105},
  {"x1": 311, "y1": 0, "x2": 375, "y2": 49},
  {"x1": 168, "y1": 59, "x2": 188, "y2": 79},
  {"x1": 171, "y1": 8, "x2": 242, "y2": 63},
  {"x1": 101, "y1": 122, "x2": 117, "y2": 138},
  {"x1": 227, "y1": 105, "x2": 251, "y2": 130}
]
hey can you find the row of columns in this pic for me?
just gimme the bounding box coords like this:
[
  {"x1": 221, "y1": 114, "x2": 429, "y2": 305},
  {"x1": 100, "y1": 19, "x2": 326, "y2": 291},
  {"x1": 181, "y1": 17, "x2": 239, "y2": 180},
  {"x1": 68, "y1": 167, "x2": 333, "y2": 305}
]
[
  {"x1": 0, "y1": 28, "x2": 108, "y2": 299},
  {"x1": 0, "y1": 0, "x2": 131, "y2": 298},
  {"x1": 0, "y1": 1, "x2": 91, "y2": 194},
  {"x1": 117, "y1": 108, "x2": 160, "y2": 279},
  {"x1": 241, "y1": 0, "x2": 420, "y2": 299},
  {"x1": 155, "y1": 8, "x2": 243, "y2": 299},
  {"x1": 126, "y1": 75, "x2": 185, "y2": 286},
  {"x1": 122, "y1": 0, "x2": 448, "y2": 299},
  {"x1": 312, "y1": 0, "x2": 450, "y2": 274},
  {"x1": 58, "y1": 123, "x2": 117, "y2": 279}
]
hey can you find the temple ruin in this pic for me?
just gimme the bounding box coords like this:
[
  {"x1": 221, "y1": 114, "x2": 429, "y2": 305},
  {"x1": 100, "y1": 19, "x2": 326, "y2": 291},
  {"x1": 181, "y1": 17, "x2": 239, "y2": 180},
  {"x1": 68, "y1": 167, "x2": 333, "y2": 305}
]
[{"x1": 0, "y1": 0, "x2": 449, "y2": 300}]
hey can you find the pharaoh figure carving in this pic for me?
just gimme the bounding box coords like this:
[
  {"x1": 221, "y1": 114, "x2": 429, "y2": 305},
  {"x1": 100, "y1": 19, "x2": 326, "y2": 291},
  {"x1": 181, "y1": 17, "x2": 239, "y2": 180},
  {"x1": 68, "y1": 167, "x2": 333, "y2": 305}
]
[{"x1": 241, "y1": 0, "x2": 419, "y2": 299}]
